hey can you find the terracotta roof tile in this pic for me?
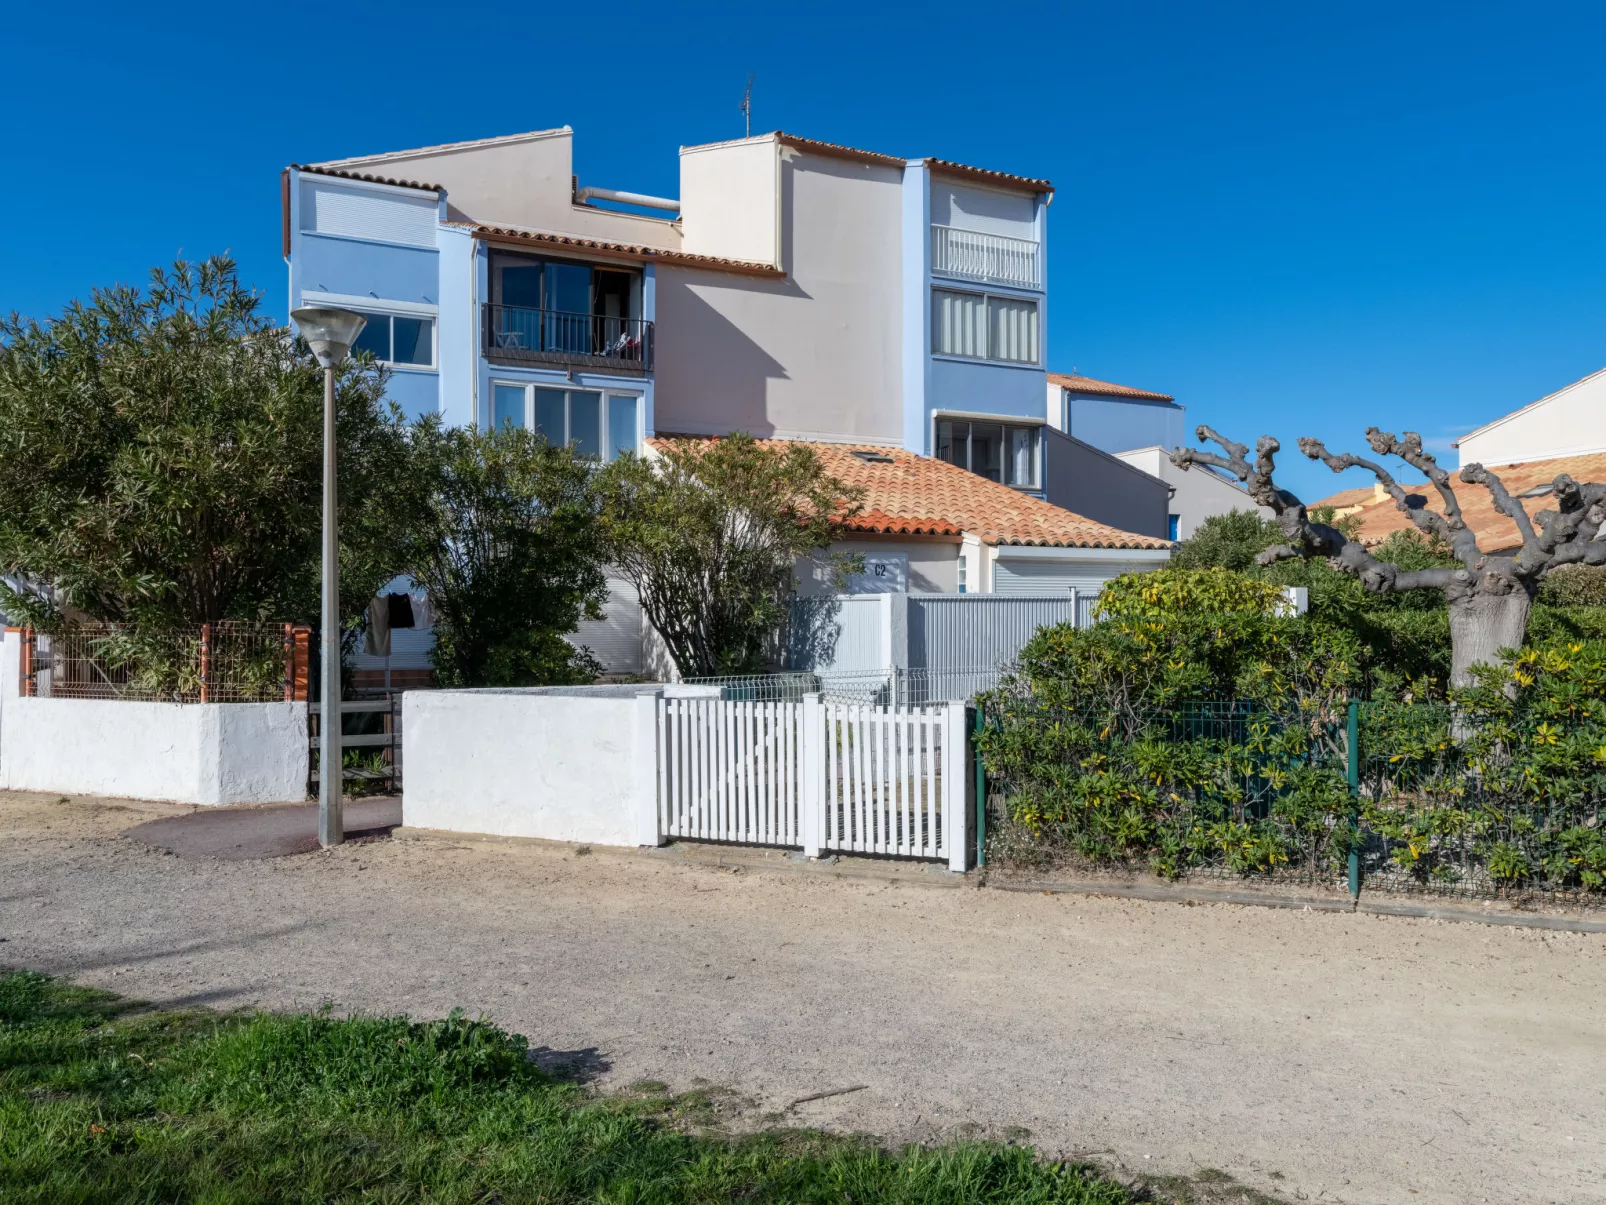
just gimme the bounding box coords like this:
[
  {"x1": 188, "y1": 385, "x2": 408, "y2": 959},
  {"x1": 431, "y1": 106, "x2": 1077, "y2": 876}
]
[
  {"x1": 291, "y1": 163, "x2": 443, "y2": 193},
  {"x1": 924, "y1": 157, "x2": 1054, "y2": 195},
  {"x1": 472, "y1": 226, "x2": 783, "y2": 277},
  {"x1": 1310, "y1": 451, "x2": 1606, "y2": 553},
  {"x1": 648, "y1": 436, "x2": 1171, "y2": 550},
  {"x1": 770, "y1": 133, "x2": 1052, "y2": 195},
  {"x1": 1048, "y1": 372, "x2": 1174, "y2": 403}
]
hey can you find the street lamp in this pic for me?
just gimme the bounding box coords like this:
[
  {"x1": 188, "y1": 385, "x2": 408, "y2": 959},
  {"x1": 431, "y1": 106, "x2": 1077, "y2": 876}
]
[{"x1": 291, "y1": 306, "x2": 367, "y2": 849}]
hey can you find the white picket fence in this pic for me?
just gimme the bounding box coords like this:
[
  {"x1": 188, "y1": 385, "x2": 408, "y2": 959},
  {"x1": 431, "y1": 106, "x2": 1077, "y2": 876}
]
[{"x1": 656, "y1": 693, "x2": 970, "y2": 870}]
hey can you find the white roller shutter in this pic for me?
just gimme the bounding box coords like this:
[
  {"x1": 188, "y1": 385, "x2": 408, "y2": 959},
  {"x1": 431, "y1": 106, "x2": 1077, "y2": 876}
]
[
  {"x1": 568, "y1": 574, "x2": 643, "y2": 675},
  {"x1": 992, "y1": 557, "x2": 1152, "y2": 596},
  {"x1": 301, "y1": 180, "x2": 437, "y2": 247}
]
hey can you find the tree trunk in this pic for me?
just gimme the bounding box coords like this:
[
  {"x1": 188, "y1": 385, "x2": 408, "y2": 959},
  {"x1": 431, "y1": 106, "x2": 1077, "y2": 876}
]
[{"x1": 1447, "y1": 582, "x2": 1533, "y2": 690}]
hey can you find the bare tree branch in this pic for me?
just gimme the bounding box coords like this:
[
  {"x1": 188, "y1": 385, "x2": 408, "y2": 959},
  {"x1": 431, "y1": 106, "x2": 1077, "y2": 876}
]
[
  {"x1": 1364, "y1": 429, "x2": 1481, "y2": 569},
  {"x1": 1459, "y1": 462, "x2": 1543, "y2": 567},
  {"x1": 1171, "y1": 427, "x2": 1411, "y2": 590}
]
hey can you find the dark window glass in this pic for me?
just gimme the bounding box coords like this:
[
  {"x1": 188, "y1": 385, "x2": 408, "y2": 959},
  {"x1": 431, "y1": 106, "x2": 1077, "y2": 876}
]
[
  {"x1": 935, "y1": 421, "x2": 967, "y2": 470},
  {"x1": 492, "y1": 385, "x2": 525, "y2": 430},
  {"x1": 391, "y1": 316, "x2": 431, "y2": 365},
  {"x1": 533, "y1": 389, "x2": 566, "y2": 444},
  {"x1": 608, "y1": 395, "x2": 638, "y2": 461},
  {"x1": 351, "y1": 313, "x2": 389, "y2": 361},
  {"x1": 569, "y1": 391, "x2": 602, "y2": 458},
  {"x1": 1006, "y1": 426, "x2": 1036, "y2": 487},
  {"x1": 500, "y1": 265, "x2": 543, "y2": 309},
  {"x1": 546, "y1": 262, "x2": 590, "y2": 315},
  {"x1": 971, "y1": 423, "x2": 1004, "y2": 482}
]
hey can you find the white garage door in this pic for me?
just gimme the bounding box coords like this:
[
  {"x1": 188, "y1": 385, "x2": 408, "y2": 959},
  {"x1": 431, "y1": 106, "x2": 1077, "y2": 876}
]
[
  {"x1": 569, "y1": 574, "x2": 643, "y2": 675},
  {"x1": 992, "y1": 558, "x2": 1154, "y2": 597}
]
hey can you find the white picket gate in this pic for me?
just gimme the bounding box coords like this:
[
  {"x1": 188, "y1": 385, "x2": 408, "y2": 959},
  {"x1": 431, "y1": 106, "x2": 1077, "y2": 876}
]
[
  {"x1": 656, "y1": 693, "x2": 970, "y2": 870},
  {"x1": 656, "y1": 696, "x2": 800, "y2": 846}
]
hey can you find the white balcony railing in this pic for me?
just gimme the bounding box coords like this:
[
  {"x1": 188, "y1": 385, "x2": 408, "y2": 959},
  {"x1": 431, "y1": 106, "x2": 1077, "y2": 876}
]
[{"x1": 931, "y1": 225, "x2": 1042, "y2": 290}]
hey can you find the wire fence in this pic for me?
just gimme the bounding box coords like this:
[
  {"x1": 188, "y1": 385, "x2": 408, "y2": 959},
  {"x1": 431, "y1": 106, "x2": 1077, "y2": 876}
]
[
  {"x1": 678, "y1": 665, "x2": 1005, "y2": 707},
  {"x1": 975, "y1": 688, "x2": 1606, "y2": 904},
  {"x1": 23, "y1": 623, "x2": 310, "y2": 703}
]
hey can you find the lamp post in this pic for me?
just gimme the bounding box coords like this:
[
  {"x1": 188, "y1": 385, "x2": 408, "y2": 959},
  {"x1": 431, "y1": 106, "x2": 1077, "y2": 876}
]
[{"x1": 291, "y1": 306, "x2": 367, "y2": 849}]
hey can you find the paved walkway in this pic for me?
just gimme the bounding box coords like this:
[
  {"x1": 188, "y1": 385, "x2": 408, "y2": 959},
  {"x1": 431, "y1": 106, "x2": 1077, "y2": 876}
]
[
  {"x1": 2, "y1": 790, "x2": 1603, "y2": 1205},
  {"x1": 124, "y1": 798, "x2": 401, "y2": 860}
]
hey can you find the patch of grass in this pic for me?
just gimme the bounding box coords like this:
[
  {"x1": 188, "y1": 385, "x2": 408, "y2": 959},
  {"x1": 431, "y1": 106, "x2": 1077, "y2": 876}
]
[{"x1": 0, "y1": 970, "x2": 1138, "y2": 1203}]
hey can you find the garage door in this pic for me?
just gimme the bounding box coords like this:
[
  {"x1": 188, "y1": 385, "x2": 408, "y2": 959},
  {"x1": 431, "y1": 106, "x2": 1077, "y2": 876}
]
[
  {"x1": 992, "y1": 558, "x2": 1154, "y2": 596},
  {"x1": 568, "y1": 573, "x2": 643, "y2": 675}
]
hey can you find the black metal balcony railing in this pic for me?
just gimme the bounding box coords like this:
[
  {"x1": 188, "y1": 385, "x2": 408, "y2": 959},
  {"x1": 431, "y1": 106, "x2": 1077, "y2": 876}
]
[{"x1": 483, "y1": 303, "x2": 654, "y2": 371}]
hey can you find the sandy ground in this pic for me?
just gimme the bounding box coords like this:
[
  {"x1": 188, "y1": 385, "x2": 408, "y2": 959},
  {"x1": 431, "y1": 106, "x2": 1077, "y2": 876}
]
[{"x1": 3, "y1": 791, "x2": 1603, "y2": 1205}]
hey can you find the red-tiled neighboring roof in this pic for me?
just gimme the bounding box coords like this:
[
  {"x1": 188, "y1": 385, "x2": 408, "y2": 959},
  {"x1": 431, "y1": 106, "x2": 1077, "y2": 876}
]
[
  {"x1": 1048, "y1": 372, "x2": 1175, "y2": 403},
  {"x1": 291, "y1": 163, "x2": 443, "y2": 193},
  {"x1": 647, "y1": 436, "x2": 1171, "y2": 550},
  {"x1": 472, "y1": 226, "x2": 783, "y2": 277},
  {"x1": 1310, "y1": 451, "x2": 1606, "y2": 552}
]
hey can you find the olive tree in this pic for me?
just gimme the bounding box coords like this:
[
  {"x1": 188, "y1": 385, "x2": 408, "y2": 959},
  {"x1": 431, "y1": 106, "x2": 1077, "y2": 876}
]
[
  {"x1": 0, "y1": 256, "x2": 415, "y2": 630},
  {"x1": 1172, "y1": 425, "x2": 1606, "y2": 685}
]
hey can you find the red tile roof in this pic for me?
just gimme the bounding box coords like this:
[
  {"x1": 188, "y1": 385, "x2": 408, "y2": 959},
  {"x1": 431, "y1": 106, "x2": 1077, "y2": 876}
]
[
  {"x1": 1048, "y1": 372, "x2": 1175, "y2": 403},
  {"x1": 1310, "y1": 451, "x2": 1606, "y2": 552},
  {"x1": 648, "y1": 436, "x2": 1171, "y2": 550},
  {"x1": 770, "y1": 134, "x2": 1052, "y2": 195},
  {"x1": 472, "y1": 226, "x2": 783, "y2": 277},
  {"x1": 291, "y1": 163, "x2": 443, "y2": 193}
]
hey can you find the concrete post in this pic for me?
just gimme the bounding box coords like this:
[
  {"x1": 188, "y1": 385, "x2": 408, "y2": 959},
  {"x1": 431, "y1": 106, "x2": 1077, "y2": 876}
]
[
  {"x1": 634, "y1": 689, "x2": 664, "y2": 846},
  {"x1": 800, "y1": 692, "x2": 823, "y2": 858},
  {"x1": 944, "y1": 699, "x2": 971, "y2": 873}
]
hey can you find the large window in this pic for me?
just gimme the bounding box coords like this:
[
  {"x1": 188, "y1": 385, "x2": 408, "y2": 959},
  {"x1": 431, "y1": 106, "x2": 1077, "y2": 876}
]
[
  {"x1": 935, "y1": 419, "x2": 1039, "y2": 488},
  {"x1": 490, "y1": 383, "x2": 639, "y2": 462},
  {"x1": 350, "y1": 310, "x2": 434, "y2": 367},
  {"x1": 931, "y1": 289, "x2": 1039, "y2": 364}
]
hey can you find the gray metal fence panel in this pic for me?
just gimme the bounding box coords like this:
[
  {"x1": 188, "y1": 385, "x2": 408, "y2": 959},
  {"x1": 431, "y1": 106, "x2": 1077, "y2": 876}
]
[{"x1": 909, "y1": 594, "x2": 1076, "y2": 671}]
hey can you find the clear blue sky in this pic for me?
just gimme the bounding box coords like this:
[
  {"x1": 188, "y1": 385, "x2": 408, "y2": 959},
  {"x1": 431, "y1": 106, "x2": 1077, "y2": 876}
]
[{"x1": 4, "y1": 0, "x2": 1603, "y2": 499}]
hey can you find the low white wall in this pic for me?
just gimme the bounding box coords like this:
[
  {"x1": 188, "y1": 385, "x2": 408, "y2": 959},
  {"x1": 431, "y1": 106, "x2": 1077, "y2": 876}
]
[
  {"x1": 403, "y1": 685, "x2": 659, "y2": 847},
  {"x1": 0, "y1": 697, "x2": 309, "y2": 806}
]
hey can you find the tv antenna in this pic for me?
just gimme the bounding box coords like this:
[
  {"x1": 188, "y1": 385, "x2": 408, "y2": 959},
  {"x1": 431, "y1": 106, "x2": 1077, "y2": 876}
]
[{"x1": 741, "y1": 72, "x2": 754, "y2": 138}]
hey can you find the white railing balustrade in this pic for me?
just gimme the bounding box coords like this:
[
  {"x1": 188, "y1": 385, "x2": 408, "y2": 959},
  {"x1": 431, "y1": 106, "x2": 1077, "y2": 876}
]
[{"x1": 931, "y1": 225, "x2": 1043, "y2": 290}]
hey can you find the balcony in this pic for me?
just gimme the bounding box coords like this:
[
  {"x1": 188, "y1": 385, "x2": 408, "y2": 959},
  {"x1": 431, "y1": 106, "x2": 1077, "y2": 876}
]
[
  {"x1": 483, "y1": 304, "x2": 654, "y2": 374},
  {"x1": 931, "y1": 225, "x2": 1042, "y2": 290}
]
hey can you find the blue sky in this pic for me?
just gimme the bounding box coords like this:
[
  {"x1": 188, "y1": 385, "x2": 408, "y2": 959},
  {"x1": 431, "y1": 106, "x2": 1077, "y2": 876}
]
[{"x1": 4, "y1": 0, "x2": 1603, "y2": 500}]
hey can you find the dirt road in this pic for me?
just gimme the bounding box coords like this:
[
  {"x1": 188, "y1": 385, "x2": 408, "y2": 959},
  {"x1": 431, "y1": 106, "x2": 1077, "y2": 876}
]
[{"x1": 3, "y1": 791, "x2": 1602, "y2": 1204}]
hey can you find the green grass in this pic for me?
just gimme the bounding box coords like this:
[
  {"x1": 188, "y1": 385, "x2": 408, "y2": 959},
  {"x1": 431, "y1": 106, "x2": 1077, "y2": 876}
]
[{"x1": 0, "y1": 970, "x2": 1136, "y2": 1204}]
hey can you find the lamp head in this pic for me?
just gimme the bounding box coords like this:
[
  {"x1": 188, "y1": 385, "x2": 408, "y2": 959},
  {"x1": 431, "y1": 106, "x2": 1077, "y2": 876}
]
[{"x1": 291, "y1": 306, "x2": 367, "y2": 368}]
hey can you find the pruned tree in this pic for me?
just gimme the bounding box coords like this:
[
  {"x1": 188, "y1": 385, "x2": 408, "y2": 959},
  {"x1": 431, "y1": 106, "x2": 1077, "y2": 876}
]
[{"x1": 1171, "y1": 425, "x2": 1606, "y2": 686}]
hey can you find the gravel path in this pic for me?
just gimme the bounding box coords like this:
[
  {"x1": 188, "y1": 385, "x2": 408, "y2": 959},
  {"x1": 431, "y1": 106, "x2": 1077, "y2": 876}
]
[{"x1": 3, "y1": 791, "x2": 1603, "y2": 1205}]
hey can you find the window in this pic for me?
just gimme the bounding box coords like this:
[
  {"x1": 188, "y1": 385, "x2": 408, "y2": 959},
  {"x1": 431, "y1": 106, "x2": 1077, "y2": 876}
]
[
  {"x1": 489, "y1": 383, "x2": 640, "y2": 462},
  {"x1": 350, "y1": 311, "x2": 434, "y2": 367},
  {"x1": 1168, "y1": 514, "x2": 1181, "y2": 542},
  {"x1": 932, "y1": 288, "x2": 1038, "y2": 364},
  {"x1": 935, "y1": 419, "x2": 1039, "y2": 488}
]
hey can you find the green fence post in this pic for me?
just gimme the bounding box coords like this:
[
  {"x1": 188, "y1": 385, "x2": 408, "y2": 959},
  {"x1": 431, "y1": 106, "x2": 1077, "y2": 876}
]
[
  {"x1": 973, "y1": 704, "x2": 987, "y2": 871},
  {"x1": 1346, "y1": 699, "x2": 1360, "y2": 901}
]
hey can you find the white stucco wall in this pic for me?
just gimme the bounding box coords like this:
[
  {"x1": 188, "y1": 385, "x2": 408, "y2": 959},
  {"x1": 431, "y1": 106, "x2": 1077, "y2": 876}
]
[
  {"x1": 679, "y1": 136, "x2": 780, "y2": 266},
  {"x1": 0, "y1": 698, "x2": 308, "y2": 805},
  {"x1": 403, "y1": 686, "x2": 658, "y2": 847},
  {"x1": 797, "y1": 539, "x2": 961, "y2": 596},
  {"x1": 1456, "y1": 367, "x2": 1606, "y2": 468},
  {"x1": 654, "y1": 148, "x2": 905, "y2": 444},
  {"x1": 1116, "y1": 446, "x2": 1272, "y2": 539},
  {"x1": 322, "y1": 127, "x2": 684, "y2": 249}
]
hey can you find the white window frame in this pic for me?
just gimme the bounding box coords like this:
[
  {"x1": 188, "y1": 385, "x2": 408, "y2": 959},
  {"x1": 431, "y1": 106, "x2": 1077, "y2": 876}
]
[
  {"x1": 932, "y1": 413, "x2": 1042, "y2": 490},
  {"x1": 300, "y1": 292, "x2": 438, "y2": 371},
  {"x1": 930, "y1": 287, "x2": 1041, "y2": 366},
  {"x1": 487, "y1": 380, "x2": 643, "y2": 461}
]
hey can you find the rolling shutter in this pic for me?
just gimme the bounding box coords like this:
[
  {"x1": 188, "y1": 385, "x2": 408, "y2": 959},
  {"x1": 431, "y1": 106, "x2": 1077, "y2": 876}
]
[
  {"x1": 301, "y1": 180, "x2": 437, "y2": 248},
  {"x1": 568, "y1": 574, "x2": 643, "y2": 675},
  {"x1": 991, "y1": 558, "x2": 1153, "y2": 596}
]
